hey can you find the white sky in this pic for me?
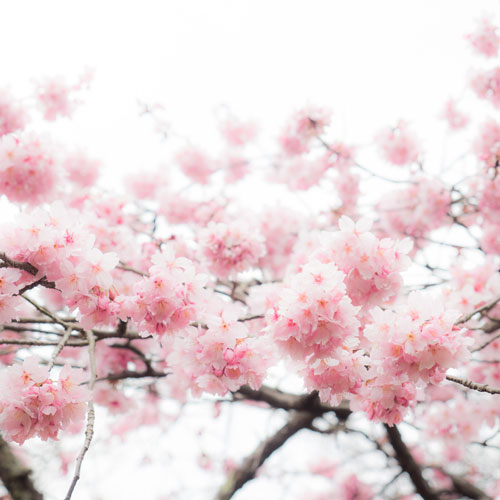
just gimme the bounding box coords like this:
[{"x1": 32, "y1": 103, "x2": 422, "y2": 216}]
[
  {"x1": 2, "y1": 0, "x2": 499, "y2": 181},
  {"x1": 2, "y1": 1, "x2": 500, "y2": 499}
]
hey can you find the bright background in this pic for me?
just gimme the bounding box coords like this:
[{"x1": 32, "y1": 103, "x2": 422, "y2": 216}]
[
  {"x1": 1, "y1": 1, "x2": 499, "y2": 499},
  {"x1": 3, "y1": 0, "x2": 499, "y2": 182}
]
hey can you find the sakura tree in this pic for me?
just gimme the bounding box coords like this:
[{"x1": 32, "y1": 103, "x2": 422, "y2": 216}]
[{"x1": 1, "y1": 15, "x2": 500, "y2": 500}]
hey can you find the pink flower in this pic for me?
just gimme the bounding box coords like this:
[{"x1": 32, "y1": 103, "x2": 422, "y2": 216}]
[
  {"x1": 473, "y1": 120, "x2": 500, "y2": 168},
  {"x1": 219, "y1": 116, "x2": 257, "y2": 147},
  {"x1": 63, "y1": 151, "x2": 100, "y2": 188},
  {"x1": 377, "y1": 177, "x2": 450, "y2": 238},
  {"x1": 441, "y1": 99, "x2": 468, "y2": 131},
  {"x1": 0, "y1": 133, "x2": 60, "y2": 205},
  {"x1": 471, "y1": 67, "x2": 500, "y2": 109},
  {"x1": 0, "y1": 358, "x2": 90, "y2": 444},
  {"x1": 466, "y1": 18, "x2": 500, "y2": 58},
  {"x1": 198, "y1": 221, "x2": 265, "y2": 279},
  {"x1": 279, "y1": 106, "x2": 331, "y2": 155},
  {"x1": 35, "y1": 75, "x2": 88, "y2": 121},
  {"x1": 0, "y1": 89, "x2": 28, "y2": 136},
  {"x1": 376, "y1": 120, "x2": 420, "y2": 166},
  {"x1": 176, "y1": 148, "x2": 214, "y2": 184}
]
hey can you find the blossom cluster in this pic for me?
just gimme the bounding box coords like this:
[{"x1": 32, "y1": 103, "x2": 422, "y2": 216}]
[
  {"x1": 1, "y1": 202, "x2": 120, "y2": 329},
  {"x1": 377, "y1": 177, "x2": 450, "y2": 239},
  {"x1": 279, "y1": 106, "x2": 331, "y2": 155},
  {"x1": 375, "y1": 121, "x2": 420, "y2": 166},
  {"x1": 0, "y1": 357, "x2": 90, "y2": 444},
  {"x1": 198, "y1": 221, "x2": 265, "y2": 279},
  {"x1": 312, "y1": 216, "x2": 412, "y2": 312},
  {"x1": 467, "y1": 17, "x2": 500, "y2": 57},
  {"x1": 0, "y1": 89, "x2": 28, "y2": 137},
  {"x1": 352, "y1": 292, "x2": 472, "y2": 425},
  {"x1": 118, "y1": 248, "x2": 206, "y2": 336},
  {"x1": 471, "y1": 67, "x2": 500, "y2": 109},
  {"x1": 168, "y1": 303, "x2": 273, "y2": 397},
  {"x1": 0, "y1": 133, "x2": 59, "y2": 205}
]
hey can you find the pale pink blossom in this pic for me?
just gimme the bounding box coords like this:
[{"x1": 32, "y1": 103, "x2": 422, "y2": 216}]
[
  {"x1": 376, "y1": 121, "x2": 420, "y2": 166},
  {"x1": 198, "y1": 221, "x2": 265, "y2": 279},
  {"x1": 0, "y1": 89, "x2": 28, "y2": 136},
  {"x1": 441, "y1": 99, "x2": 469, "y2": 131},
  {"x1": 176, "y1": 148, "x2": 214, "y2": 184},
  {"x1": 280, "y1": 106, "x2": 331, "y2": 155},
  {"x1": 473, "y1": 119, "x2": 500, "y2": 168},
  {"x1": 219, "y1": 116, "x2": 257, "y2": 147},
  {"x1": 0, "y1": 133, "x2": 60, "y2": 205},
  {"x1": 0, "y1": 358, "x2": 90, "y2": 444},
  {"x1": 63, "y1": 151, "x2": 100, "y2": 187},
  {"x1": 466, "y1": 18, "x2": 500, "y2": 58},
  {"x1": 471, "y1": 67, "x2": 500, "y2": 109}
]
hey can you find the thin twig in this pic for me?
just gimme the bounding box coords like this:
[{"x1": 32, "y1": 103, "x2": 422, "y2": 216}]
[
  {"x1": 117, "y1": 262, "x2": 149, "y2": 277},
  {"x1": 473, "y1": 332, "x2": 500, "y2": 353},
  {"x1": 446, "y1": 374, "x2": 500, "y2": 395},
  {"x1": 47, "y1": 326, "x2": 73, "y2": 371},
  {"x1": 21, "y1": 294, "x2": 75, "y2": 329},
  {"x1": 0, "y1": 338, "x2": 88, "y2": 347},
  {"x1": 64, "y1": 330, "x2": 97, "y2": 500},
  {"x1": 456, "y1": 296, "x2": 500, "y2": 325}
]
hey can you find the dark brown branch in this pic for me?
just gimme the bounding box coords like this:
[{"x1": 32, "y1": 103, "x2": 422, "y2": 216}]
[
  {"x1": 95, "y1": 368, "x2": 168, "y2": 383},
  {"x1": 444, "y1": 471, "x2": 492, "y2": 500},
  {"x1": 384, "y1": 424, "x2": 440, "y2": 500},
  {"x1": 235, "y1": 385, "x2": 351, "y2": 420},
  {"x1": 0, "y1": 253, "x2": 38, "y2": 276},
  {"x1": 17, "y1": 277, "x2": 56, "y2": 295},
  {"x1": 214, "y1": 411, "x2": 315, "y2": 500},
  {"x1": 0, "y1": 435, "x2": 43, "y2": 500}
]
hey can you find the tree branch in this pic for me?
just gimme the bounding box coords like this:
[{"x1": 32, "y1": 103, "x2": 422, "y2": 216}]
[
  {"x1": 0, "y1": 435, "x2": 43, "y2": 500},
  {"x1": 446, "y1": 375, "x2": 500, "y2": 395},
  {"x1": 214, "y1": 411, "x2": 315, "y2": 500},
  {"x1": 234, "y1": 385, "x2": 350, "y2": 420},
  {"x1": 384, "y1": 424, "x2": 440, "y2": 500},
  {"x1": 0, "y1": 253, "x2": 38, "y2": 276},
  {"x1": 442, "y1": 470, "x2": 492, "y2": 500}
]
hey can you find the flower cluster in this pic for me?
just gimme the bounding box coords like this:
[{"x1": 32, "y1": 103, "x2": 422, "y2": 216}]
[
  {"x1": 0, "y1": 89, "x2": 27, "y2": 137},
  {"x1": 352, "y1": 292, "x2": 473, "y2": 425},
  {"x1": 473, "y1": 119, "x2": 500, "y2": 169},
  {"x1": 375, "y1": 120, "x2": 420, "y2": 166},
  {"x1": 377, "y1": 177, "x2": 450, "y2": 239},
  {"x1": 35, "y1": 73, "x2": 90, "y2": 121},
  {"x1": 0, "y1": 269, "x2": 23, "y2": 323},
  {"x1": 219, "y1": 116, "x2": 257, "y2": 148},
  {"x1": 267, "y1": 260, "x2": 360, "y2": 359},
  {"x1": 168, "y1": 304, "x2": 273, "y2": 397},
  {"x1": 0, "y1": 133, "x2": 59, "y2": 205},
  {"x1": 441, "y1": 99, "x2": 469, "y2": 131},
  {"x1": 471, "y1": 67, "x2": 500, "y2": 109},
  {"x1": 0, "y1": 358, "x2": 90, "y2": 444},
  {"x1": 466, "y1": 18, "x2": 500, "y2": 58},
  {"x1": 312, "y1": 217, "x2": 412, "y2": 311},
  {"x1": 63, "y1": 150, "x2": 100, "y2": 188},
  {"x1": 198, "y1": 221, "x2": 265, "y2": 279},
  {"x1": 176, "y1": 148, "x2": 214, "y2": 184},
  {"x1": 2, "y1": 202, "x2": 120, "y2": 329},
  {"x1": 118, "y1": 248, "x2": 206, "y2": 336},
  {"x1": 279, "y1": 106, "x2": 331, "y2": 155}
]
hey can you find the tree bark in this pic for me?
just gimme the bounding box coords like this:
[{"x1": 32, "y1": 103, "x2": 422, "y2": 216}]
[
  {"x1": 384, "y1": 424, "x2": 440, "y2": 500},
  {"x1": 0, "y1": 435, "x2": 43, "y2": 500}
]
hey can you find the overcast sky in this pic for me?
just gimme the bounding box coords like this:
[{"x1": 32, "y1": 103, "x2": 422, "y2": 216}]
[{"x1": 3, "y1": 0, "x2": 499, "y2": 182}]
